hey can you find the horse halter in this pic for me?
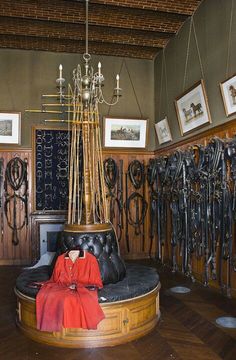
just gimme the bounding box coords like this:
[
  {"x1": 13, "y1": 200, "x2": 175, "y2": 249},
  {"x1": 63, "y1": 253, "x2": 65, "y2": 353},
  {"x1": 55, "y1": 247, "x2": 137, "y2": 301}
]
[
  {"x1": 104, "y1": 158, "x2": 118, "y2": 190},
  {"x1": 128, "y1": 160, "x2": 145, "y2": 189}
]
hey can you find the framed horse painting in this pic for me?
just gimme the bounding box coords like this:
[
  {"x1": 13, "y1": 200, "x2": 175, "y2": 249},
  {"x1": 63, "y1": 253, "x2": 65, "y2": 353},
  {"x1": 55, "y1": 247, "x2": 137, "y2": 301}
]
[
  {"x1": 155, "y1": 117, "x2": 172, "y2": 145},
  {"x1": 0, "y1": 111, "x2": 21, "y2": 144},
  {"x1": 175, "y1": 80, "x2": 211, "y2": 136},
  {"x1": 103, "y1": 117, "x2": 148, "y2": 149},
  {"x1": 220, "y1": 74, "x2": 236, "y2": 117}
]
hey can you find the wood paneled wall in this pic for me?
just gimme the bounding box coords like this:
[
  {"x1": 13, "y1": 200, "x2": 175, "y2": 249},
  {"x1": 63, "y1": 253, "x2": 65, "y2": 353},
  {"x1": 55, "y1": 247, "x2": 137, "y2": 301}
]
[
  {"x1": 0, "y1": 147, "x2": 153, "y2": 265},
  {"x1": 154, "y1": 119, "x2": 236, "y2": 297},
  {"x1": 103, "y1": 149, "x2": 154, "y2": 260},
  {"x1": 0, "y1": 149, "x2": 32, "y2": 265}
]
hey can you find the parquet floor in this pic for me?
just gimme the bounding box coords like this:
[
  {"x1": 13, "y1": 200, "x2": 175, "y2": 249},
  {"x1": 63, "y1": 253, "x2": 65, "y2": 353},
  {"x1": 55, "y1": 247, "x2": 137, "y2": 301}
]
[{"x1": 0, "y1": 261, "x2": 236, "y2": 360}]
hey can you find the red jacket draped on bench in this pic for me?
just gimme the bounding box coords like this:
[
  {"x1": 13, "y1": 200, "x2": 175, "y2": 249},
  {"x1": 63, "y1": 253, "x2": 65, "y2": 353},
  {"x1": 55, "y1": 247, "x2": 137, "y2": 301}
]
[{"x1": 36, "y1": 251, "x2": 105, "y2": 332}]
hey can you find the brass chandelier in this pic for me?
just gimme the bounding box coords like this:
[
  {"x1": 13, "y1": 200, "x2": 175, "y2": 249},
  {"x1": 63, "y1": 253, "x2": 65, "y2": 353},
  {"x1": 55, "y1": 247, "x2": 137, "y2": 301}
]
[
  {"x1": 58, "y1": 0, "x2": 122, "y2": 226},
  {"x1": 27, "y1": 0, "x2": 121, "y2": 227}
]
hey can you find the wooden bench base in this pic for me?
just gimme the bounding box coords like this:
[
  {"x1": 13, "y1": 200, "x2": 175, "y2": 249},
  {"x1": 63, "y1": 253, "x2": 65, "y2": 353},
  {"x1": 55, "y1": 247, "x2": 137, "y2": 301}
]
[{"x1": 15, "y1": 284, "x2": 161, "y2": 348}]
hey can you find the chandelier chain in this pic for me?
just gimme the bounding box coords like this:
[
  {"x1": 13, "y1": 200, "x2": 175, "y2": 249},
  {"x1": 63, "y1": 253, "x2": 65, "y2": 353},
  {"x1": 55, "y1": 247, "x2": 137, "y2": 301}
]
[{"x1": 85, "y1": 0, "x2": 89, "y2": 55}]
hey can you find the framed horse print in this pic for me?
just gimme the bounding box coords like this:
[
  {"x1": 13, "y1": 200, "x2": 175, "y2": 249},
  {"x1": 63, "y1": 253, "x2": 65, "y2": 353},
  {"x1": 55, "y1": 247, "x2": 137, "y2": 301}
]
[
  {"x1": 155, "y1": 117, "x2": 172, "y2": 145},
  {"x1": 220, "y1": 74, "x2": 236, "y2": 116},
  {"x1": 103, "y1": 117, "x2": 148, "y2": 149},
  {"x1": 175, "y1": 80, "x2": 211, "y2": 136},
  {"x1": 0, "y1": 111, "x2": 21, "y2": 144}
]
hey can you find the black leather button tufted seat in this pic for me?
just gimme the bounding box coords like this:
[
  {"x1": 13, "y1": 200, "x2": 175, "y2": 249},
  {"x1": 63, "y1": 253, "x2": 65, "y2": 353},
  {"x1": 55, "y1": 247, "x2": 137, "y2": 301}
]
[
  {"x1": 15, "y1": 226, "x2": 160, "y2": 305},
  {"x1": 57, "y1": 229, "x2": 126, "y2": 285},
  {"x1": 15, "y1": 263, "x2": 159, "y2": 303}
]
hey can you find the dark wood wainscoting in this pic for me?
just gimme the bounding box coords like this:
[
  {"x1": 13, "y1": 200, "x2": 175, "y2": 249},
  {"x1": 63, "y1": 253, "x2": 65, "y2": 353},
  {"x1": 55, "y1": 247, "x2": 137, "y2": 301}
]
[
  {"x1": 0, "y1": 149, "x2": 32, "y2": 265},
  {"x1": 0, "y1": 146, "x2": 154, "y2": 265},
  {"x1": 103, "y1": 149, "x2": 154, "y2": 260}
]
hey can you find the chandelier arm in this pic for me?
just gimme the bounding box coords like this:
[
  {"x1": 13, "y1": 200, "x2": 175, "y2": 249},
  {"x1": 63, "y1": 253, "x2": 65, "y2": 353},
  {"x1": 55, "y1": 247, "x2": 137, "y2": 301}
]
[
  {"x1": 99, "y1": 97, "x2": 120, "y2": 106},
  {"x1": 96, "y1": 89, "x2": 119, "y2": 106}
]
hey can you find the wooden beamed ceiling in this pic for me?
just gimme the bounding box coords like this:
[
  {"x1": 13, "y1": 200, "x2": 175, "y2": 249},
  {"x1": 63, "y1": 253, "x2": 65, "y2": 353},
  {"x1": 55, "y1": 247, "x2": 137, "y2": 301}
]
[{"x1": 0, "y1": 0, "x2": 203, "y2": 59}]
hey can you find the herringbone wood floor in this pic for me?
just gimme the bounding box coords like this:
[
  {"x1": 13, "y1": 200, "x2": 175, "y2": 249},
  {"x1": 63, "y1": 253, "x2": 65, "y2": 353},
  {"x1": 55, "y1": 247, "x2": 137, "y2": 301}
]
[{"x1": 1, "y1": 261, "x2": 236, "y2": 360}]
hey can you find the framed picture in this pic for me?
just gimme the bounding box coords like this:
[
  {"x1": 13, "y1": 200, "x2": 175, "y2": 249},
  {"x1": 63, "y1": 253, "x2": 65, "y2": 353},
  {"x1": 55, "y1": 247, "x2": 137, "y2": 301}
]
[
  {"x1": 175, "y1": 80, "x2": 211, "y2": 136},
  {"x1": 220, "y1": 74, "x2": 236, "y2": 116},
  {"x1": 0, "y1": 111, "x2": 21, "y2": 144},
  {"x1": 103, "y1": 117, "x2": 148, "y2": 148},
  {"x1": 155, "y1": 117, "x2": 172, "y2": 144}
]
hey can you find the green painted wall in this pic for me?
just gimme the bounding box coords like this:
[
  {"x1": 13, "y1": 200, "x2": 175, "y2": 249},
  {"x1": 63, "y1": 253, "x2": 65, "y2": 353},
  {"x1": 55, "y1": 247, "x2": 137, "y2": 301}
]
[
  {"x1": 154, "y1": 0, "x2": 236, "y2": 150},
  {"x1": 2, "y1": 0, "x2": 233, "y2": 152},
  {"x1": 0, "y1": 49, "x2": 154, "y2": 150}
]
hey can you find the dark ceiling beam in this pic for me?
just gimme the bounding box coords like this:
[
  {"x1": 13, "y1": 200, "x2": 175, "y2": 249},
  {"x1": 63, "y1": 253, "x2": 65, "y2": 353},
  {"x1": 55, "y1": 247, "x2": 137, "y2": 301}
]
[
  {"x1": 0, "y1": 0, "x2": 203, "y2": 60},
  {"x1": 0, "y1": 16, "x2": 170, "y2": 48},
  {"x1": 0, "y1": 0, "x2": 187, "y2": 33},
  {"x1": 88, "y1": 0, "x2": 202, "y2": 16},
  {"x1": 0, "y1": 34, "x2": 158, "y2": 59}
]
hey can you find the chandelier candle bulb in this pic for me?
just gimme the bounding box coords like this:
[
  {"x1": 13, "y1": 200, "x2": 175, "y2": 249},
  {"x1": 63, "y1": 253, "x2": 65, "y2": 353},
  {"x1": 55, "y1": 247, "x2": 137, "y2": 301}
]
[
  {"x1": 59, "y1": 64, "x2": 63, "y2": 79},
  {"x1": 98, "y1": 62, "x2": 101, "y2": 76},
  {"x1": 116, "y1": 74, "x2": 120, "y2": 89}
]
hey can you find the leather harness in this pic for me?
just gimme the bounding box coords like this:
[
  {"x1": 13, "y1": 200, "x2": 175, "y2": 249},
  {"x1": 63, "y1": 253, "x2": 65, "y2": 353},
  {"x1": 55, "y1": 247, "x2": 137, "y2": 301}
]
[{"x1": 150, "y1": 137, "x2": 235, "y2": 296}]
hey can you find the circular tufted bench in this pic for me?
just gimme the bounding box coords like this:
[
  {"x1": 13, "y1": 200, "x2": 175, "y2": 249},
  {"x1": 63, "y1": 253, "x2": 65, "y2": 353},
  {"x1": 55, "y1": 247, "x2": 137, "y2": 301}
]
[
  {"x1": 15, "y1": 262, "x2": 160, "y2": 348},
  {"x1": 15, "y1": 224, "x2": 160, "y2": 347}
]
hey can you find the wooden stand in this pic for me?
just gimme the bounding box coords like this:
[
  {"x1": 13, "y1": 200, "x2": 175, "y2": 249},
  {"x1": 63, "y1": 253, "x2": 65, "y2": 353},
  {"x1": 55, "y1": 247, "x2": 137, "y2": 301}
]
[{"x1": 15, "y1": 284, "x2": 160, "y2": 348}]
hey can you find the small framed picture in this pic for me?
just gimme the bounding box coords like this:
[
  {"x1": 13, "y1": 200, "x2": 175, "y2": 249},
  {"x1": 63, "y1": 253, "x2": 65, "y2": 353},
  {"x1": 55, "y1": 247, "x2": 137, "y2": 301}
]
[
  {"x1": 103, "y1": 117, "x2": 148, "y2": 149},
  {"x1": 0, "y1": 112, "x2": 21, "y2": 144},
  {"x1": 220, "y1": 74, "x2": 236, "y2": 116},
  {"x1": 175, "y1": 80, "x2": 211, "y2": 136},
  {"x1": 155, "y1": 117, "x2": 172, "y2": 144}
]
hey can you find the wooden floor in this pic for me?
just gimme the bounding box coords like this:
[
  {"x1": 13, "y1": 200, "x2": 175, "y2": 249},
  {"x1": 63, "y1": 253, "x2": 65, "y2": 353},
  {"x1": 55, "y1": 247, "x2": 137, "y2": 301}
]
[{"x1": 1, "y1": 261, "x2": 236, "y2": 360}]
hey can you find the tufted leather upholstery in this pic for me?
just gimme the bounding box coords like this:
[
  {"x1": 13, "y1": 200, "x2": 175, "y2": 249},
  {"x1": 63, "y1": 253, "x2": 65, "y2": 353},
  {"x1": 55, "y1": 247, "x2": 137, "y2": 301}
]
[
  {"x1": 16, "y1": 264, "x2": 159, "y2": 302},
  {"x1": 56, "y1": 228, "x2": 126, "y2": 285}
]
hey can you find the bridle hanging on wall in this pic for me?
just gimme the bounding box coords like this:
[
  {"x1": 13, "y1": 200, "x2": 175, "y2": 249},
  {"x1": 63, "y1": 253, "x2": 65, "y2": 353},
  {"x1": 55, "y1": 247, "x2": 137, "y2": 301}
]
[
  {"x1": 147, "y1": 159, "x2": 158, "y2": 258},
  {"x1": 104, "y1": 158, "x2": 118, "y2": 190},
  {"x1": 128, "y1": 160, "x2": 145, "y2": 189},
  {"x1": 103, "y1": 158, "x2": 124, "y2": 242},
  {"x1": 147, "y1": 157, "x2": 168, "y2": 261},
  {"x1": 4, "y1": 157, "x2": 28, "y2": 246},
  {"x1": 125, "y1": 159, "x2": 147, "y2": 252}
]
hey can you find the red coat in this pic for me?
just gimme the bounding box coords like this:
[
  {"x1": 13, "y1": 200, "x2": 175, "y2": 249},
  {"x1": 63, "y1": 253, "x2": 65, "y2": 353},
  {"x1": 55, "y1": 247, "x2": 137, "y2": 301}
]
[{"x1": 36, "y1": 251, "x2": 105, "y2": 332}]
